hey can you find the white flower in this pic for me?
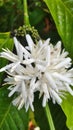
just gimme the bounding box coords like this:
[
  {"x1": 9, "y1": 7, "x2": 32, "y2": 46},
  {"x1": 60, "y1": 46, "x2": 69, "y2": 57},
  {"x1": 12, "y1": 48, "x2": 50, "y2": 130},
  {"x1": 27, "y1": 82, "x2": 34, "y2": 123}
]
[
  {"x1": 25, "y1": 35, "x2": 73, "y2": 106},
  {"x1": 0, "y1": 34, "x2": 73, "y2": 111}
]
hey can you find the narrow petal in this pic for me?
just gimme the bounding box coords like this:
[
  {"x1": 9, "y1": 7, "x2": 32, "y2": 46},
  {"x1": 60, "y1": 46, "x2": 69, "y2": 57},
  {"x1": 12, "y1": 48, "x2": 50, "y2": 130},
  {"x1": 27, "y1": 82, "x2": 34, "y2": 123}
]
[
  {"x1": 26, "y1": 34, "x2": 34, "y2": 52},
  {"x1": 50, "y1": 89, "x2": 62, "y2": 104},
  {"x1": 55, "y1": 58, "x2": 71, "y2": 69},
  {"x1": 8, "y1": 85, "x2": 19, "y2": 97},
  {"x1": 45, "y1": 73, "x2": 58, "y2": 91},
  {"x1": 18, "y1": 98, "x2": 24, "y2": 110},
  {"x1": 65, "y1": 83, "x2": 73, "y2": 95},
  {"x1": 53, "y1": 72, "x2": 71, "y2": 84}
]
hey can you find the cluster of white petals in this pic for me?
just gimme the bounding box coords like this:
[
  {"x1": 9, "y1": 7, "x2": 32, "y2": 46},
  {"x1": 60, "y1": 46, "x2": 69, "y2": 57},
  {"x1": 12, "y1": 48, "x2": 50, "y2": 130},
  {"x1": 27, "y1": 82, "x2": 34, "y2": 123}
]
[{"x1": 0, "y1": 34, "x2": 73, "y2": 111}]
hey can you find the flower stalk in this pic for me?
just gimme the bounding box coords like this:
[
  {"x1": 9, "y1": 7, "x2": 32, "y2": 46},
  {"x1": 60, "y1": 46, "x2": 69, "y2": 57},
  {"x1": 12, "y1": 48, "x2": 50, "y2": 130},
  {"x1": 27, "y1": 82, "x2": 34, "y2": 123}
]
[
  {"x1": 23, "y1": 0, "x2": 30, "y2": 26},
  {"x1": 44, "y1": 103, "x2": 56, "y2": 130}
]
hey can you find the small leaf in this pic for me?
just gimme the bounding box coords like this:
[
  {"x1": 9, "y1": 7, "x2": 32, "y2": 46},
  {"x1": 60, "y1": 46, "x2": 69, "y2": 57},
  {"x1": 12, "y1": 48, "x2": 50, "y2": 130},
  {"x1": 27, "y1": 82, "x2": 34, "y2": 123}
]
[
  {"x1": 44, "y1": 0, "x2": 73, "y2": 59},
  {"x1": 61, "y1": 94, "x2": 73, "y2": 130},
  {"x1": 0, "y1": 86, "x2": 29, "y2": 130}
]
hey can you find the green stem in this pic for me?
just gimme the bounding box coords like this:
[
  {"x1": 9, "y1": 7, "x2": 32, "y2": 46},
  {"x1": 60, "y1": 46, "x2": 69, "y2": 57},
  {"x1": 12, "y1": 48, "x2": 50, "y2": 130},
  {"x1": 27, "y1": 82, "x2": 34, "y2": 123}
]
[
  {"x1": 23, "y1": 0, "x2": 30, "y2": 26},
  {"x1": 44, "y1": 103, "x2": 56, "y2": 130}
]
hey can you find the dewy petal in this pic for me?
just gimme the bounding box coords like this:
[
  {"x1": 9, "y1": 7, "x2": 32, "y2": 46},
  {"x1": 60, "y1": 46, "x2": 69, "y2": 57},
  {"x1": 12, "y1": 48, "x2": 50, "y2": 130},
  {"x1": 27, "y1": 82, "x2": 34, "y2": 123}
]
[{"x1": 26, "y1": 34, "x2": 34, "y2": 52}]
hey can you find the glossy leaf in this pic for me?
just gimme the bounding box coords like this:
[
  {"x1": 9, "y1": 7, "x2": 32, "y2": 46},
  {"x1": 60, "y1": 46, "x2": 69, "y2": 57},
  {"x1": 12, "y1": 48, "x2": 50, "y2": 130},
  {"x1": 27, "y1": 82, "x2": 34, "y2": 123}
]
[
  {"x1": 61, "y1": 94, "x2": 73, "y2": 130},
  {"x1": 0, "y1": 86, "x2": 29, "y2": 130},
  {"x1": 44, "y1": 0, "x2": 73, "y2": 59}
]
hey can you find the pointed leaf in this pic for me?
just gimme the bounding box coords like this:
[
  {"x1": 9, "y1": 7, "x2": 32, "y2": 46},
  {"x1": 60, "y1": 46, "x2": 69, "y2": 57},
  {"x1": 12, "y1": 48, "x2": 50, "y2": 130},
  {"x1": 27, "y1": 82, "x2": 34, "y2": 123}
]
[{"x1": 44, "y1": 0, "x2": 73, "y2": 59}]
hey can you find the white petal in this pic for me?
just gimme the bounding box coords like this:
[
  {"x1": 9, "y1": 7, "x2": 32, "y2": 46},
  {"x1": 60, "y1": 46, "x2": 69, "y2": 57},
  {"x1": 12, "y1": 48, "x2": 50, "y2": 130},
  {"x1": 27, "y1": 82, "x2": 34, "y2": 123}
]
[
  {"x1": 14, "y1": 75, "x2": 31, "y2": 81},
  {"x1": 26, "y1": 34, "x2": 34, "y2": 52},
  {"x1": 51, "y1": 89, "x2": 62, "y2": 104},
  {"x1": 42, "y1": 83, "x2": 49, "y2": 98},
  {"x1": 14, "y1": 37, "x2": 30, "y2": 59},
  {"x1": 29, "y1": 98, "x2": 34, "y2": 111},
  {"x1": 14, "y1": 37, "x2": 21, "y2": 57},
  {"x1": 8, "y1": 85, "x2": 19, "y2": 97},
  {"x1": 42, "y1": 95, "x2": 47, "y2": 107},
  {"x1": 44, "y1": 38, "x2": 50, "y2": 45},
  {"x1": 18, "y1": 98, "x2": 24, "y2": 110},
  {"x1": 23, "y1": 58, "x2": 35, "y2": 64},
  {"x1": 0, "y1": 51, "x2": 17, "y2": 62},
  {"x1": 53, "y1": 72, "x2": 71, "y2": 84},
  {"x1": 10, "y1": 61, "x2": 20, "y2": 72},
  {"x1": 12, "y1": 95, "x2": 21, "y2": 106},
  {"x1": 30, "y1": 77, "x2": 37, "y2": 90},
  {"x1": 45, "y1": 73, "x2": 58, "y2": 91},
  {"x1": 55, "y1": 58, "x2": 71, "y2": 69},
  {"x1": 36, "y1": 64, "x2": 45, "y2": 71},
  {"x1": 46, "y1": 46, "x2": 50, "y2": 66},
  {"x1": 22, "y1": 81, "x2": 27, "y2": 100},
  {"x1": 65, "y1": 83, "x2": 73, "y2": 95},
  {"x1": 0, "y1": 63, "x2": 15, "y2": 72}
]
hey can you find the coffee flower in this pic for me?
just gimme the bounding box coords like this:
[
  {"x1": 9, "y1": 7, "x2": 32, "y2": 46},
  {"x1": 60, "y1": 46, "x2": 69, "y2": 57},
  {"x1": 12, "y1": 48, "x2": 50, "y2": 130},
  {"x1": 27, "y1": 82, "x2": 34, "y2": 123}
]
[{"x1": 0, "y1": 34, "x2": 73, "y2": 111}]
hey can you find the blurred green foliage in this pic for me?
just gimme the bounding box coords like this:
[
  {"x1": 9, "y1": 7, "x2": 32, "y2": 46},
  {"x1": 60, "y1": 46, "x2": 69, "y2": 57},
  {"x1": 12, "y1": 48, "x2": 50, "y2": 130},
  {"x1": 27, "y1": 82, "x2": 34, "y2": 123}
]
[{"x1": 0, "y1": 0, "x2": 23, "y2": 32}]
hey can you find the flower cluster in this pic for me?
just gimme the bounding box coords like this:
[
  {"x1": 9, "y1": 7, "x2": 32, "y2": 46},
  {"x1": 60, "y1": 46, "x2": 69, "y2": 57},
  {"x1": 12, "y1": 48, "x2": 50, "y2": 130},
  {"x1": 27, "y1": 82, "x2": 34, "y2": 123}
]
[{"x1": 0, "y1": 34, "x2": 73, "y2": 111}]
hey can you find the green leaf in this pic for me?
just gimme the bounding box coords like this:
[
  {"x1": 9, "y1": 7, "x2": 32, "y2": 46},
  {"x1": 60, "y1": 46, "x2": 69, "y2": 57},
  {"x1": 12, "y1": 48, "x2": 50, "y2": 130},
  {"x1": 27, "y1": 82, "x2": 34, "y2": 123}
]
[
  {"x1": 0, "y1": 32, "x2": 13, "y2": 84},
  {"x1": 61, "y1": 94, "x2": 73, "y2": 130},
  {"x1": 0, "y1": 86, "x2": 29, "y2": 130},
  {"x1": 44, "y1": 0, "x2": 73, "y2": 59}
]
